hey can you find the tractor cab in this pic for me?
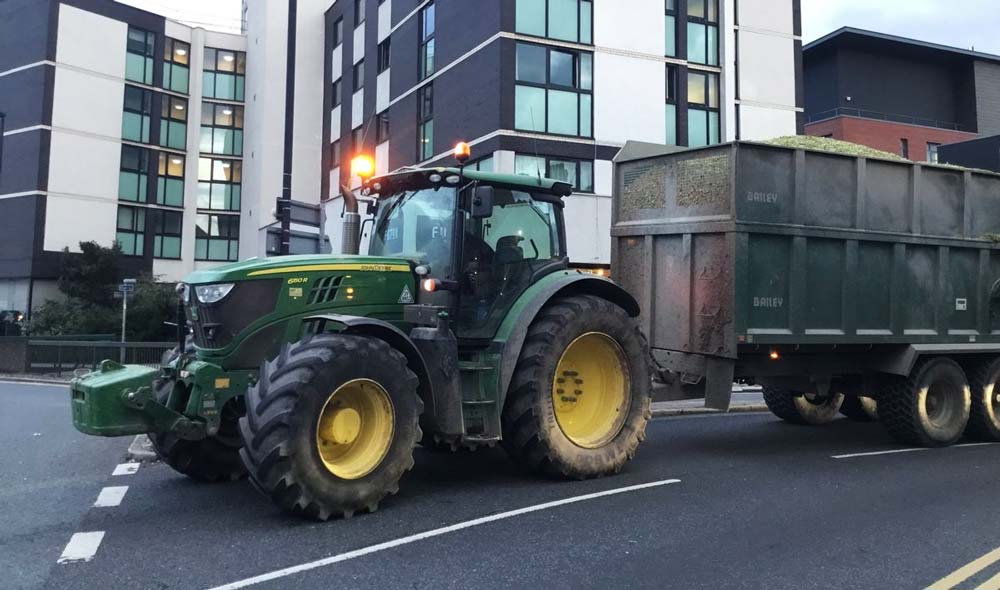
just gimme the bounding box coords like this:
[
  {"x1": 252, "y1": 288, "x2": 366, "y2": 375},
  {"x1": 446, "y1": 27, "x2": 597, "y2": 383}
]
[{"x1": 360, "y1": 157, "x2": 573, "y2": 341}]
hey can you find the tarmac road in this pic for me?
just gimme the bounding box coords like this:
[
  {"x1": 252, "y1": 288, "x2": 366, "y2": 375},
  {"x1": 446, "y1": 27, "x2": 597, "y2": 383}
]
[{"x1": 6, "y1": 380, "x2": 1000, "y2": 590}]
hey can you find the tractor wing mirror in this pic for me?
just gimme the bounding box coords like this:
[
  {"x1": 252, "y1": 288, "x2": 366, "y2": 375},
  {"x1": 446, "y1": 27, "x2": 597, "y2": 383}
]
[{"x1": 471, "y1": 186, "x2": 494, "y2": 219}]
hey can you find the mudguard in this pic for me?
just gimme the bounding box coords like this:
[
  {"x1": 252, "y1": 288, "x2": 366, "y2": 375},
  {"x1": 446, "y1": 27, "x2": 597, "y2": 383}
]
[{"x1": 492, "y1": 271, "x2": 640, "y2": 409}]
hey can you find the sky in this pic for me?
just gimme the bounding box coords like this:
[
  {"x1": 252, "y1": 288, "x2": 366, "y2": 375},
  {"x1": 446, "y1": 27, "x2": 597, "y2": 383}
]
[{"x1": 118, "y1": 0, "x2": 1000, "y2": 56}]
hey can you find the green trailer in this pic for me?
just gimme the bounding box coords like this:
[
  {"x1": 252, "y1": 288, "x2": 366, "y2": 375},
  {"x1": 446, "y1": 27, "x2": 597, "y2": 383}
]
[{"x1": 613, "y1": 140, "x2": 1000, "y2": 445}]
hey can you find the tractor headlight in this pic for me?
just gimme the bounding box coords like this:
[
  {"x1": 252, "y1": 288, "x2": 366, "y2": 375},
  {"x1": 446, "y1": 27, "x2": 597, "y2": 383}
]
[{"x1": 194, "y1": 283, "x2": 235, "y2": 304}]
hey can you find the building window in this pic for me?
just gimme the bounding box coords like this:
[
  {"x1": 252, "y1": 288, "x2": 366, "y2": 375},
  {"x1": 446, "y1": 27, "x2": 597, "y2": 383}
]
[
  {"x1": 927, "y1": 143, "x2": 941, "y2": 163},
  {"x1": 332, "y1": 79, "x2": 343, "y2": 107},
  {"x1": 353, "y1": 60, "x2": 365, "y2": 91},
  {"x1": 377, "y1": 39, "x2": 391, "y2": 74},
  {"x1": 665, "y1": 0, "x2": 677, "y2": 57},
  {"x1": 157, "y1": 153, "x2": 185, "y2": 207},
  {"x1": 198, "y1": 157, "x2": 242, "y2": 210},
  {"x1": 196, "y1": 214, "x2": 239, "y2": 261},
  {"x1": 665, "y1": 65, "x2": 678, "y2": 145},
  {"x1": 331, "y1": 140, "x2": 342, "y2": 169},
  {"x1": 516, "y1": 0, "x2": 593, "y2": 45},
  {"x1": 355, "y1": 0, "x2": 366, "y2": 27},
  {"x1": 687, "y1": 0, "x2": 719, "y2": 66},
  {"x1": 126, "y1": 26, "x2": 155, "y2": 85},
  {"x1": 352, "y1": 126, "x2": 365, "y2": 154},
  {"x1": 419, "y1": 2, "x2": 435, "y2": 80},
  {"x1": 376, "y1": 111, "x2": 389, "y2": 144},
  {"x1": 122, "y1": 86, "x2": 152, "y2": 143},
  {"x1": 418, "y1": 85, "x2": 434, "y2": 160},
  {"x1": 116, "y1": 205, "x2": 145, "y2": 256},
  {"x1": 333, "y1": 17, "x2": 344, "y2": 46},
  {"x1": 163, "y1": 38, "x2": 190, "y2": 94},
  {"x1": 203, "y1": 48, "x2": 246, "y2": 101},
  {"x1": 900, "y1": 138, "x2": 910, "y2": 159},
  {"x1": 151, "y1": 209, "x2": 182, "y2": 259},
  {"x1": 160, "y1": 96, "x2": 188, "y2": 150},
  {"x1": 514, "y1": 154, "x2": 594, "y2": 193},
  {"x1": 119, "y1": 145, "x2": 150, "y2": 202},
  {"x1": 200, "y1": 103, "x2": 244, "y2": 156},
  {"x1": 515, "y1": 42, "x2": 593, "y2": 137},
  {"x1": 688, "y1": 70, "x2": 720, "y2": 147},
  {"x1": 470, "y1": 156, "x2": 494, "y2": 172}
]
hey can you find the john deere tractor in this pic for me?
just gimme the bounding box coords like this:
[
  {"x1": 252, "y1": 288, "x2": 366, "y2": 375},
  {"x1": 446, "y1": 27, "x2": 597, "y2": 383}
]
[{"x1": 70, "y1": 149, "x2": 651, "y2": 520}]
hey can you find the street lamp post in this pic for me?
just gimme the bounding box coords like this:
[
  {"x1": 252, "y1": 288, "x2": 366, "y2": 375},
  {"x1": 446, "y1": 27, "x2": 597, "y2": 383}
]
[
  {"x1": 0, "y1": 111, "x2": 6, "y2": 183},
  {"x1": 119, "y1": 278, "x2": 137, "y2": 363}
]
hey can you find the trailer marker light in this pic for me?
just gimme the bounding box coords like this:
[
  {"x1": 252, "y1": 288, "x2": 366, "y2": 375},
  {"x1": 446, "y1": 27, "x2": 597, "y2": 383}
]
[
  {"x1": 422, "y1": 279, "x2": 437, "y2": 293},
  {"x1": 769, "y1": 351, "x2": 780, "y2": 360}
]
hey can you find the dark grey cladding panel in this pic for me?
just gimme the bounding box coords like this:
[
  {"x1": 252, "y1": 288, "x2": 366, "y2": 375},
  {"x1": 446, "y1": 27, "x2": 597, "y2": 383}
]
[
  {"x1": 60, "y1": 0, "x2": 166, "y2": 33},
  {"x1": 499, "y1": 137, "x2": 620, "y2": 162},
  {"x1": 0, "y1": 195, "x2": 41, "y2": 278},
  {"x1": 434, "y1": 0, "x2": 501, "y2": 65},
  {"x1": 389, "y1": 12, "x2": 420, "y2": 99},
  {"x1": 0, "y1": 0, "x2": 53, "y2": 71},
  {"x1": 0, "y1": 66, "x2": 50, "y2": 129},
  {"x1": 0, "y1": 130, "x2": 49, "y2": 195},
  {"x1": 391, "y1": 0, "x2": 422, "y2": 27},
  {"x1": 387, "y1": 92, "x2": 418, "y2": 169},
  {"x1": 432, "y1": 43, "x2": 502, "y2": 152}
]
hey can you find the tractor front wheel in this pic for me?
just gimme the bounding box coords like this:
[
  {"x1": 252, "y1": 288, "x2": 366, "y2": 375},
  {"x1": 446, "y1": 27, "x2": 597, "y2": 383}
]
[
  {"x1": 501, "y1": 295, "x2": 651, "y2": 479},
  {"x1": 239, "y1": 334, "x2": 421, "y2": 520}
]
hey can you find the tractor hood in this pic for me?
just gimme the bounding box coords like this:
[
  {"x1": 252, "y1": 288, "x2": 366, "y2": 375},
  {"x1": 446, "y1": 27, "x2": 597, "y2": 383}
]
[{"x1": 182, "y1": 255, "x2": 414, "y2": 285}]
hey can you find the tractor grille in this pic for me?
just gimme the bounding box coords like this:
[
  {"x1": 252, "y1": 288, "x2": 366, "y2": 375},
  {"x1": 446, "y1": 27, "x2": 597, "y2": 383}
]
[{"x1": 187, "y1": 279, "x2": 281, "y2": 349}]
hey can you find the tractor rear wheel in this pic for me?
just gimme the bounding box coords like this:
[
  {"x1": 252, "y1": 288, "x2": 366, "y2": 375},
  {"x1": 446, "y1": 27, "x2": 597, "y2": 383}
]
[
  {"x1": 149, "y1": 379, "x2": 247, "y2": 483},
  {"x1": 239, "y1": 334, "x2": 421, "y2": 520},
  {"x1": 880, "y1": 357, "x2": 971, "y2": 447},
  {"x1": 839, "y1": 394, "x2": 879, "y2": 422},
  {"x1": 762, "y1": 388, "x2": 844, "y2": 425},
  {"x1": 501, "y1": 295, "x2": 651, "y2": 479}
]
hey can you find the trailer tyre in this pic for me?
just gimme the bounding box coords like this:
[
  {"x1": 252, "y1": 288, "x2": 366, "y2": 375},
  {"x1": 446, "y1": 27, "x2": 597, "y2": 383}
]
[
  {"x1": 880, "y1": 357, "x2": 971, "y2": 447},
  {"x1": 149, "y1": 379, "x2": 247, "y2": 483},
  {"x1": 965, "y1": 357, "x2": 1000, "y2": 441},
  {"x1": 501, "y1": 295, "x2": 651, "y2": 479},
  {"x1": 239, "y1": 334, "x2": 422, "y2": 520},
  {"x1": 839, "y1": 395, "x2": 879, "y2": 422},
  {"x1": 762, "y1": 388, "x2": 844, "y2": 425}
]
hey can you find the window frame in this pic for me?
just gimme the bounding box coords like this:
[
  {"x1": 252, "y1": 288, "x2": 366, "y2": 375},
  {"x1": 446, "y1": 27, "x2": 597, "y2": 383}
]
[
  {"x1": 927, "y1": 142, "x2": 942, "y2": 163},
  {"x1": 514, "y1": 41, "x2": 594, "y2": 138},
  {"x1": 195, "y1": 213, "x2": 240, "y2": 262},
  {"x1": 116, "y1": 205, "x2": 146, "y2": 257},
  {"x1": 687, "y1": 70, "x2": 721, "y2": 147},
  {"x1": 419, "y1": 2, "x2": 436, "y2": 80},
  {"x1": 163, "y1": 38, "x2": 190, "y2": 94},
  {"x1": 354, "y1": 0, "x2": 366, "y2": 27},
  {"x1": 417, "y1": 85, "x2": 434, "y2": 161},
  {"x1": 353, "y1": 60, "x2": 365, "y2": 91},
  {"x1": 151, "y1": 208, "x2": 183, "y2": 260},
  {"x1": 665, "y1": 65, "x2": 679, "y2": 145},
  {"x1": 332, "y1": 78, "x2": 343, "y2": 108},
  {"x1": 686, "y1": 0, "x2": 719, "y2": 66},
  {"x1": 665, "y1": 0, "x2": 677, "y2": 57},
  {"x1": 200, "y1": 102, "x2": 245, "y2": 156},
  {"x1": 333, "y1": 17, "x2": 344, "y2": 47},
  {"x1": 157, "y1": 152, "x2": 185, "y2": 207},
  {"x1": 119, "y1": 145, "x2": 150, "y2": 203},
  {"x1": 125, "y1": 26, "x2": 155, "y2": 85},
  {"x1": 202, "y1": 47, "x2": 247, "y2": 101},
  {"x1": 122, "y1": 85, "x2": 153, "y2": 143},
  {"x1": 515, "y1": 0, "x2": 593, "y2": 45},
  {"x1": 331, "y1": 139, "x2": 342, "y2": 170},
  {"x1": 376, "y1": 111, "x2": 389, "y2": 144},
  {"x1": 514, "y1": 154, "x2": 594, "y2": 193},
  {"x1": 197, "y1": 156, "x2": 243, "y2": 211},
  {"x1": 160, "y1": 95, "x2": 188, "y2": 150},
  {"x1": 377, "y1": 39, "x2": 391, "y2": 74}
]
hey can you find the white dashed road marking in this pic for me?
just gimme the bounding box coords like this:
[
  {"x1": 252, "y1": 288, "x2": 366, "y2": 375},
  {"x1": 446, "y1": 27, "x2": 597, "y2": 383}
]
[
  {"x1": 94, "y1": 486, "x2": 129, "y2": 507},
  {"x1": 205, "y1": 478, "x2": 682, "y2": 590},
  {"x1": 57, "y1": 532, "x2": 105, "y2": 564},
  {"x1": 833, "y1": 442, "x2": 999, "y2": 459},
  {"x1": 112, "y1": 462, "x2": 141, "y2": 476}
]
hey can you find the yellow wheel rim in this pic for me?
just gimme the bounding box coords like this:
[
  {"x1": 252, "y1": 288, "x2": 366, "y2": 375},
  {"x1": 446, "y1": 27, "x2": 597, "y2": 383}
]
[
  {"x1": 552, "y1": 332, "x2": 631, "y2": 449},
  {"x1": 316, "y1": 379, "x2": 394, "y2": 480}
]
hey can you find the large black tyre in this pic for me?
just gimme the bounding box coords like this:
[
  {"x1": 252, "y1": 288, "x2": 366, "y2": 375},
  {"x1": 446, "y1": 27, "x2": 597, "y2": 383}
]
[
  {"x1": 238, "y1": 334, "x2": 421, "y2": 520},
  {"x1": 501, "y1": 295, "x2": 651, "y2": 479},
  {"x1": 880, "y1": 357, "x2": 971, "y2": 447},
  {"x1": 149, "y1": 379, "x2": 247, "y2": 483},
  {"x1": 965, "y1": 357, "x2": 1000, "y2": 441},
  {"x1": 762, "y1": 388, "x2": 844, "y2": 425},
  {"x1": 839, "y1": 395, "x2": 879, "y2": 422}
]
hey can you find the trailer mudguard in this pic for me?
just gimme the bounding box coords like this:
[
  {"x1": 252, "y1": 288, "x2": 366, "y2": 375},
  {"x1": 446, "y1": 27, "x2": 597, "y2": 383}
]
[{"x1": 492, "y1": 271, "x2": 640, "y2": 409}]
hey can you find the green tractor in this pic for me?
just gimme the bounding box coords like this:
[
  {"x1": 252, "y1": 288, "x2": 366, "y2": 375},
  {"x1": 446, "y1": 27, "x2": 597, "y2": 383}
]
[{"x1": 71, "y1": 154, "x2": 651, "y2": 520}]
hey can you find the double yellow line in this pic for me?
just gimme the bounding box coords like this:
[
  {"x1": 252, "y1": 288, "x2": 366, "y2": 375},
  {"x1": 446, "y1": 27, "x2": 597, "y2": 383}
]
[{"x1": 929, "y1": 547, "x2": 1000, "y2": 590}]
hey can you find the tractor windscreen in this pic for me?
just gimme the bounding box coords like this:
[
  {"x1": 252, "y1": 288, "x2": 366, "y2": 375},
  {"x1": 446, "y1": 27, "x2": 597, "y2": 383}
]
[{"x1": 368, "y1": 187, "x2": 457, "y2": 277}]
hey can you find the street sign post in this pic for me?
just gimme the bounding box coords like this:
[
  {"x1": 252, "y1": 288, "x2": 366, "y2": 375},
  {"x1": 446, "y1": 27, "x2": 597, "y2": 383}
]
[{"x1": 119, "y1": 279, "x2": 136, "y2": 362}]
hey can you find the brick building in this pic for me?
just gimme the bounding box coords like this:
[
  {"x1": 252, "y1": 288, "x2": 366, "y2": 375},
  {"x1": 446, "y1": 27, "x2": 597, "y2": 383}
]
[{"x1": 803, "y1": 27, "x2": 1000, "y2": 162}]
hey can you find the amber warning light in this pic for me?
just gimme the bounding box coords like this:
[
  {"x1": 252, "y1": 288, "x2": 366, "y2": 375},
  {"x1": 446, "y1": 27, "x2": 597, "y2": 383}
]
[
  {"x1": 351, "y1": 154, "x2": 375, "y2": 179},
  {"x1": 453, "y1": 142, "x2": 471, "y2": 164}
]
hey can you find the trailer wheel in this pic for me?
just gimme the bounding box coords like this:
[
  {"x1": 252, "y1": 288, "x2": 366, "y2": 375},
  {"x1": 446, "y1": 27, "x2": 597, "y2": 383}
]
[
  {"x1": 238, "y1": 334, "x2": 421, "y2": 520},
  {"x1": 501, "y1": 295, "x2": 651, "y2": 479},
  {"x1": 839, "y1": 395, "x2": 879, "y2": 422},
  {"x1": 880, "y1": 357, "x2": 971, "y2": 447},
  {"x1": 965, "y1": 357, "x2": 1000, "y2": 441},
  {"x1": 149, "y1": 380, "x2": 247, "y2": 483},
  {"x1": 762, "y1": 388, "x2": 844, "y2": 425}
]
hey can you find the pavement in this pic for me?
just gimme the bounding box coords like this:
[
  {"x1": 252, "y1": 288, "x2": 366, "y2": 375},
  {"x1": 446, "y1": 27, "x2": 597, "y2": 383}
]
[{"x1": 6, "y1": 379, "x2": 1000, "y2": 590}]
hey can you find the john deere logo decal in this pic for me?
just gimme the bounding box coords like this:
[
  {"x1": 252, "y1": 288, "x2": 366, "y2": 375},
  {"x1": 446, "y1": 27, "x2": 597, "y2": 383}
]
[{"x1": 399, "y1": 285, "x2": 414, "y2": 304}]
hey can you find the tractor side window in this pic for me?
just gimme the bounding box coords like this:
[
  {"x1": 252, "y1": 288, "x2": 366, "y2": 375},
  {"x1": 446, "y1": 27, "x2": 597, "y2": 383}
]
[{"x1": 458, "y1": 189, "x2": 562, "y2": 339}]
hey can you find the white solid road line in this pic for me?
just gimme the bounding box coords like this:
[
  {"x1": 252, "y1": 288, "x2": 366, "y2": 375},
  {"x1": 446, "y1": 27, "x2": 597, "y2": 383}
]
[
  {"x1": 833, "y1": 442, "x2": 999, "y2": 459},
  {"x1": 112, "y1": 462, "x2": 141, "y2": 476},
  {"x1": 94, "y1": 486, "x2": 128, "y2": 507},
  {"x1": 204, "y1": 478, "x2": 683, "y2": 590},
  {"x1": 57, "y1": 532, "x2": 105, "y2": 564}
]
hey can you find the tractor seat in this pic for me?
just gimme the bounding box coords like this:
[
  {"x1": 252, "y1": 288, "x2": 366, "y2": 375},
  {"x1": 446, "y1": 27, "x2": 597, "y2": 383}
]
[{"x1": 494, "y1": 236, "x2": 525, "y2": 265}]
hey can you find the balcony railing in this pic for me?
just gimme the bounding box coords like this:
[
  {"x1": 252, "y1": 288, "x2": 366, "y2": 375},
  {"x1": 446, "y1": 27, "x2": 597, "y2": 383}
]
[{"x1": 806, "y1": 107, "x2": 975, "y2": 133}]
